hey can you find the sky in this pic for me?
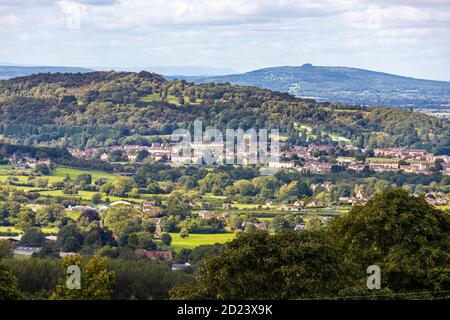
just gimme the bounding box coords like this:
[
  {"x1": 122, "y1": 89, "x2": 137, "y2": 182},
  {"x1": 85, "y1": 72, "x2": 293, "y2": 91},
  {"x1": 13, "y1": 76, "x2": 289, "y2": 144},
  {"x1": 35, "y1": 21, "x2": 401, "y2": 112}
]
[{"x1": 0, "y1": 0, "x2": 449, "y2": 80}]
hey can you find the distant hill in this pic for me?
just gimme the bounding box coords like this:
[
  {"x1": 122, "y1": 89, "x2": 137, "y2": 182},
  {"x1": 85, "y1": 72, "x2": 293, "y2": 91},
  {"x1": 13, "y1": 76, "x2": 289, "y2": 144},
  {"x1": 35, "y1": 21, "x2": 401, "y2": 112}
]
[
  {"x1": 0, "y1": 65, "x2": 94, "y2": 79},
  {"x1": 168, "y1": 64, "x2": 450, "y2": 109}
]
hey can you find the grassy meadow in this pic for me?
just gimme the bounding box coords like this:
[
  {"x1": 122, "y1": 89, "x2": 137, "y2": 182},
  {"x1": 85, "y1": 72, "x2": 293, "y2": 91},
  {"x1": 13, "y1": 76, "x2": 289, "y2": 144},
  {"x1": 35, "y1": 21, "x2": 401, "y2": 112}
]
[{"x1": 168, "y1": 232, "x2": 236, "y2": 252}]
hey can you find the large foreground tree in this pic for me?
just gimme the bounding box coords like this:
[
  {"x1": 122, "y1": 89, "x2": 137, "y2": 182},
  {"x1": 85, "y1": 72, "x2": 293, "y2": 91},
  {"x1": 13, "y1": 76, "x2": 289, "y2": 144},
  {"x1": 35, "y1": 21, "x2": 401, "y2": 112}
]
[
  {"x1": 51, "y1": 256, "x2": 115, "y2": 300},
  {"x1": 328, "y1": 188, "x2": 450, "y2": 295},
  {"x1": 170, "y1": 231, "x2": 354, "y2": 299},
  {"x1": 0, "y1": 261, "x2": 24, "y2": 300}
]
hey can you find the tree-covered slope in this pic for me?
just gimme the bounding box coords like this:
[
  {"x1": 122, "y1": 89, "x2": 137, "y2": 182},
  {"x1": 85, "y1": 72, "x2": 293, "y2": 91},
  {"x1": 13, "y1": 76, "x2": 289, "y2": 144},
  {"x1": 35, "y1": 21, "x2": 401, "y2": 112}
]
[{"x1": 0, "y1": 71, "x2": 448, "y2": 154}]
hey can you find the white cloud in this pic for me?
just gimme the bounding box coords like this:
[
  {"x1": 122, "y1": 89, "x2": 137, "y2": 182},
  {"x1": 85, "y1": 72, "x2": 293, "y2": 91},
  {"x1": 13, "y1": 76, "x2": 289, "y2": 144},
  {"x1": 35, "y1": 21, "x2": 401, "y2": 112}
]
[
  {"x1": 0, "y1": 0, "x2": 449, "y2": 79},
  {"x1": 60, "y1": 1, "x2": 83, "y2": 30}
]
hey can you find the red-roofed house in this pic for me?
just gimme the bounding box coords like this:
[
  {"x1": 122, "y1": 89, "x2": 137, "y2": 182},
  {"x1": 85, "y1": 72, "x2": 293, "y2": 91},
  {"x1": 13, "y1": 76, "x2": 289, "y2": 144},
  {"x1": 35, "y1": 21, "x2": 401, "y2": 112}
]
[{"x1": 145, "y1": 250, "x2": 173, "y2": 261}]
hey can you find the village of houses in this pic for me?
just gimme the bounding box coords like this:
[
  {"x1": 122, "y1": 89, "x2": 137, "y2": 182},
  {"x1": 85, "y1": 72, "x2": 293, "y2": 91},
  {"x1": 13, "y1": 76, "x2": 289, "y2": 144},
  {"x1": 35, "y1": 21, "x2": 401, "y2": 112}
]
[
  {"x1": 68, "y1": 142, "x2": 450, "y2": 176},
  {"x1": 4, "y1": 194, "x2": 329, "y2": 265},
  {"x1": 67, "y1": 142, "x2": 450, "y2": 209},
  {"x1": 6, "y1": 173, "x2": 448, "y2": 267},
  {"x1": 13, "y1": 141, "x2": 449, "y2": 209},
  {"x1": 5, "y1": 199, "x2": 187, "y2": 269},
  {"x1": 2, "y1": 142, "x2": 448, "y2": 265},
  {"x1": 7, "y1": 142, "x2": 450, "y2": 212}
]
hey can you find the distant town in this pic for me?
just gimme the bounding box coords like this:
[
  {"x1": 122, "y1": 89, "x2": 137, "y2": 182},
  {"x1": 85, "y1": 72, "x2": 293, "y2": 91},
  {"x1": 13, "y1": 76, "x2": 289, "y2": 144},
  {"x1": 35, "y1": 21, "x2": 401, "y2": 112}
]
[{"x1": 65, "y1": 143, "x2": 450, "y2": 177}]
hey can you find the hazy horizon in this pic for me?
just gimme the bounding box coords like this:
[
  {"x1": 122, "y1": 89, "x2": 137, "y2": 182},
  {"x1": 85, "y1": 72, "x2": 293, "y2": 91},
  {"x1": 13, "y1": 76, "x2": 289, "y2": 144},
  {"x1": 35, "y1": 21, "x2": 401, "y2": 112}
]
[{"x1": 2, "y1": 62, "x2": 450, "y2": 82}]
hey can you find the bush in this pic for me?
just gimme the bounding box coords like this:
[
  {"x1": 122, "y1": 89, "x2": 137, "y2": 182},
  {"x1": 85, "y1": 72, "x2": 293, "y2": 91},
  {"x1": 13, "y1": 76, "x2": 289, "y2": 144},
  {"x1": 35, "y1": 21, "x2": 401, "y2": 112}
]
[
  {"x1": 19, "y1": 227, "x2": 46, "y2": 247},
  {"x1": 161, "y1": 233, "x2": 172, "y2": 246}
]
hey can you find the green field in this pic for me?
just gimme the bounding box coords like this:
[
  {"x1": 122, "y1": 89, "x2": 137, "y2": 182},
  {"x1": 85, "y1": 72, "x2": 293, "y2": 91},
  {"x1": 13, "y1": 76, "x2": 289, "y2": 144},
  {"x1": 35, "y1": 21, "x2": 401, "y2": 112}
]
[
  {"x1": 296, "y1": 124, "x2": 351, "y2": 144},
  {"x1": 37, "y1": 189, "x2": 143, "y2": 203},
  {"x1": 139, "y1": 93, "x2": 162, "y2": 103},
  {"x1": 0, "y1": 165, "x2": 113, "y2": 184},
  {"x1": 168, "y1": 232, "x2": 236, "y2": 251},
  {"x1": 143, "y1": 134, "x2": 173, "y2": 139},
  {"x1": 0, "y1": 226, "x2": 57, "y2": 234},
  {"x1": 337, "y1": 156, "x2": 433, "y2": 165},
  {"x1": 201, "y1": 193, "x2": 227, "y2": 200},
  {"x1": 51, "y1": 166, "x2": 113, "y2": 182},
  {"x1": 0, "y1": 226, "x2": 22, "y2": 233},
  {"x1": 66, "y1": 211, "x2": 81, "y2": 221},
  {"x1": 230, "y1": 203, "x2": 274, "y2": 210},
  {"x1": 13, "y1": 254, "x2": 31, "y2": 260},
  {"x1": 269, "y1": 133, "x2": 289, "y2": 142},
  {"x1": 367, "y1": 157, "x2": 400, "y2": 162},
  {"x1": 140, "y1": 93, "x2": 202, "y2": 106},
  {"x1": 0, "y1": 164, "x2": 140, "y2": 202}
]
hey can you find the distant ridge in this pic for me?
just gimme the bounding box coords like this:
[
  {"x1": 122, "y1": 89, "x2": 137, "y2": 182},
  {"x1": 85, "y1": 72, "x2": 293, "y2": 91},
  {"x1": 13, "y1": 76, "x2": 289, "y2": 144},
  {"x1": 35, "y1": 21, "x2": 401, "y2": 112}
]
[
  {"x1": 92, "y1": 66, "x2": 238, "y2": 76},
  {"x1": 0, "y1": 65, "x2": 94, "y2": 80},
  {"x1": 144, "y1": 66, "x2": 237, "y2": 76},
  {"x1": 167, "y1": 64, "x2": 450, "y2": 109}
]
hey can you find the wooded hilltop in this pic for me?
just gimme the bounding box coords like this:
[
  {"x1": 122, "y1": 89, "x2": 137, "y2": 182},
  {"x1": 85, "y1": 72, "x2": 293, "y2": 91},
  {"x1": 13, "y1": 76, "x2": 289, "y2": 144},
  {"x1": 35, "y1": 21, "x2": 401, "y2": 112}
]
[{"x1": 0, "y1": 71, "x2": 448, "y2": 154}]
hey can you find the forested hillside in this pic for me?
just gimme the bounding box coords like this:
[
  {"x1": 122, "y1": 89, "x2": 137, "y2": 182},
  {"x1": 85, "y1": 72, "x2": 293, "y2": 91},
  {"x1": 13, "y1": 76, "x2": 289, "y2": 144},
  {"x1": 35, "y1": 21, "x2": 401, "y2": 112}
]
[{"x1": 0, "y1": 71, "x2": 449, "y2": 154}]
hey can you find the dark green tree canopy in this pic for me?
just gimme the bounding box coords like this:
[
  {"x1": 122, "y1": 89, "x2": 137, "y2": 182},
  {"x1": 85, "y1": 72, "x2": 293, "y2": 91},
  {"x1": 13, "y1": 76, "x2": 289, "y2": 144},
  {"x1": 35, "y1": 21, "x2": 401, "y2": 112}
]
[
  {"x1": 19, "y1": 227, "x2": 46, "y2": 247},
  {"x1": 329, "y1": 188, "x2": 450, "y2": 293},
  {"x1": 171, "y1": 231, "x2": 353, "y2": 299},
  {"x1": 0, "y1": 261, "x2": 24, "y2": 300}
]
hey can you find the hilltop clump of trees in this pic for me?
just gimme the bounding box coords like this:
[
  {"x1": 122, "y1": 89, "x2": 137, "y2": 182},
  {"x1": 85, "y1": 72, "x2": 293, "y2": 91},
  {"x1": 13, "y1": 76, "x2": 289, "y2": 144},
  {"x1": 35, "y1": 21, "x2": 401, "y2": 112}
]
[{"x1": 0, "y1": 71, "x2": 448, "y2": 154}]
